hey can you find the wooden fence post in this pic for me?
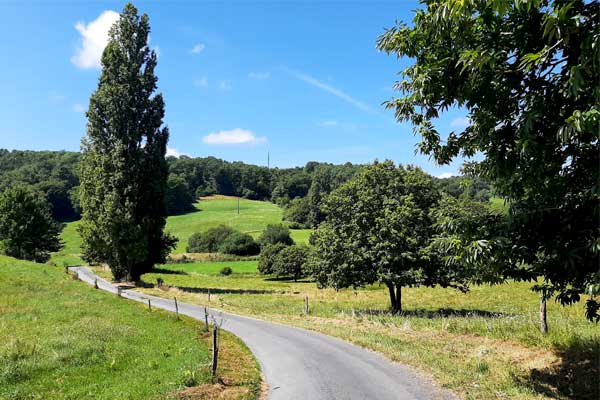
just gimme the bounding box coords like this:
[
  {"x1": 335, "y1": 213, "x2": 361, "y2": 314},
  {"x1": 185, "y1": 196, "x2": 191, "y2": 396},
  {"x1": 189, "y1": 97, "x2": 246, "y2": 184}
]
[
  {"x1": 304, "y1": 296, "x2": 310, "y2": 314},
  {"x1": 174, "y1": 297, "x2": 179, "y2": 320},
  {"x1": 148, "y1": 299, "x2": 152, "y2": 311},
  {"x1": 94, "y1": 278, "x2": 99, "y2": 289},
  {"x1": 207, "y1": 289, "x2": 211, "y2": 302},
  {"x1": 204, "y1": 306, "x2": 209, "y2": 331},
  {"x1": 211, "y1": 327, "x2": 219, "y2": 382},
  {"x1": 117, "y1": 286, "x2": 122, "y2": 297}
]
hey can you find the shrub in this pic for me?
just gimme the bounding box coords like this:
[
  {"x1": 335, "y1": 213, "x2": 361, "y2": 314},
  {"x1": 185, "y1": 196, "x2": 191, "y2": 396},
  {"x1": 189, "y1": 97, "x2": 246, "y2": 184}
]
[
  {"x1": 219, "y1": 266, "x2": 233, "y2": 276},
  {"x1": 272, "y1": 245, "x2": 310, "y2": 281},
  {"x1": 218, "y1": 232, "x2": 260, "y2": 256},
  {"x1": 258, "y1": 243, "x2": 287, "y2": 275},
  {"x1": 258, "y1": 224, "x2": 294, "y2": 247},
  {"x1": 186, "y1": 225, "x2": 237, "y2": 253}
]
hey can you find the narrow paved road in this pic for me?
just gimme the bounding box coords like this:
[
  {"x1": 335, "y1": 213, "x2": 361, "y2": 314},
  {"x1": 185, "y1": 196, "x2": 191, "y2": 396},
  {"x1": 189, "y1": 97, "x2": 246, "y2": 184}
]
[{"x1": 71, "y1": 266, "x2": 455, "y2": 400}]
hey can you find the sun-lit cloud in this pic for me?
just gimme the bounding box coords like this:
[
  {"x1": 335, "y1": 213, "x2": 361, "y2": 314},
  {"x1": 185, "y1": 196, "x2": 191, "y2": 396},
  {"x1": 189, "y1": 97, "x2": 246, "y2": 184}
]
[
  {"x1": 193, "y1": 76, "x2": 208, "y2": 88},
  {"x1": 166, "y1": 147, "x2": 188, "y2": 157},
  {"x1": 71, "y1": 10, "x2": 120, "y2": 69},
  {"x1": 248, "y1": 72, "x2": 270, "y2": 80},
  {"x1": 436, "y1": 172, "x2": 456, "y2": 179},
  {"x1": 450, "y1": 117, "x2": 471, "y2": 129},
  {"x1": 191, "y1": 43, "x2": 205, "y2": 54},
  {"x1": 218, "y1": 80, "x2": 232, "y2": 91},
  {"x1": 49, "y1": 92, "x2": 66, "y2": 103},
  {"x1": 285, "y1": 68, "x2": 374, "y2": 114},
  {"x1": 202, "y1": 128, "x2": 266, "y2": 145},
  {"x1": 73, "y1": 103, "x2": 85, "y2": 113},
  {"x1": 319, "y1": 120, "x2": 338, "y2": 127}
]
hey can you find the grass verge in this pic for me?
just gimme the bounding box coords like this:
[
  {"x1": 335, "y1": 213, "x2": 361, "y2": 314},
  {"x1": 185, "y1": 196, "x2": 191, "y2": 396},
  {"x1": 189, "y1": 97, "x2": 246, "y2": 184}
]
[
  {"x1": 0, "y1": 256, "x2": 261, "y2": 400},
  {"x1": 133, "y1": 261, "x2": 599, "y2": 400}
]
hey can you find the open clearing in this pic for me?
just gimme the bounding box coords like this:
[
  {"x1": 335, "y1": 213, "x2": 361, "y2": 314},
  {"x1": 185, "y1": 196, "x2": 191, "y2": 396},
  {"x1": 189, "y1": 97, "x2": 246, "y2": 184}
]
[{"x1": 0, "y1": 256, "x2": 261, "y2": 400}]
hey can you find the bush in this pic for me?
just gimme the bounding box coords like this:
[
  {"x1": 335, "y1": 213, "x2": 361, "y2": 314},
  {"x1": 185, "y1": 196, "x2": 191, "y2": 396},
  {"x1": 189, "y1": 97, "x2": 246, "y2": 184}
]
[
  {"x1": 259, "y1": 224, "x2": 294, "y2": 247},
  {"x1": 219, "y1": 266, "x2": 233, "y2": 276},
  {"x1": 186, "y1": 225, "x2": 237, "y2": 253},
  {"x1": 218, "y1": 232, "x2": 260, "y2": 256},
  {"x1": 258, "y1": 243, "x2": 287, "y2": 275},
  {"x1": 272, "y1": 245, "x2": 310, "y2": 281}
]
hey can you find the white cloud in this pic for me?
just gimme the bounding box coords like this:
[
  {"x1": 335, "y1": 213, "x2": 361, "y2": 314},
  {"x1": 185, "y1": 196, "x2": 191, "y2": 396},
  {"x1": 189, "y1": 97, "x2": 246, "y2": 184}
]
[
  {"x1": 285, "y1": 68, "x2": 374, "y2": 114},
  {"x1": 436, "y1": 172, "x2": 456, "y2": 179},
  {"x1": 49, "y1": 92, "x2": 66, "y2": 103},
  {"x1": 218, "y1": 80, "x2": 232, "y2": 91},
  {"x1": 166, "y1": 147, "x2": 187, "y2": 157},
  {"x1": 73, "y1": 103, "x2": 85, "y2": 113},
  {"x1": 202, "y1": 128, "x2": 266, "y2": 145},
  {"x1": 71, "y1": 10, "x2": 119, "y2": 69},
  {"x1": 191, "y1": 43, "x2": 205, "y2": 54},
  {"x1": 193, "y1": 77, "x2": 208, "y2": 88},
  {"x1": 319, "y1": 120, "x2": 338, "y2": 127},
  {"x1": 248, "y1": 72, "x2": 270, "y2": 80},
  {"x1": 450, "y1": 117, "x2": 471, "y2": 129}
]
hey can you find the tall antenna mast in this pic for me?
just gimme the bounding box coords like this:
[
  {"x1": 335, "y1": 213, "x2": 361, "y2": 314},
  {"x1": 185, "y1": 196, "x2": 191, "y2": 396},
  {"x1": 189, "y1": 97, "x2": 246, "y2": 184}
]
[{"x1": 267, "y1": 151, "x2": 270, "y2": 169}]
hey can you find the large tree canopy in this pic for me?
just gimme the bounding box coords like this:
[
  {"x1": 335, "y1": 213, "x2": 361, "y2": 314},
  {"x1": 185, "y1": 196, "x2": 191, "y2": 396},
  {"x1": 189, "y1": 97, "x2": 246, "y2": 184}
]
[
  {"x1": 311, "y1": 161, "x2": 469, "y2": 312},
  {"x1": 79, "y1": 3, "x2": 176, "y2": 281},
  {"x1": 378, "y1": 0, "x2": 599, "y2": 320}
]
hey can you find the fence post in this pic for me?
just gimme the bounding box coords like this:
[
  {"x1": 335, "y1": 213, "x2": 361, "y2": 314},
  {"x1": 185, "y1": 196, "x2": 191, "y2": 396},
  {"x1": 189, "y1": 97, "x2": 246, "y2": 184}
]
[
  {"x1": 174, "y1": 297, "x2": 179, "y2": 320},
  {"x1": 211, "y1": 327, "x2": 219, "y2": 382},
  {"x1": 94, "y1": 278, "x2": 99, "y2": 289},
  {"x1": 204, "y1": 306, "x2": 209, "y2": 331},
  {"x1": 148, "y1": 299, "x2": 152, "y2": 311},
  {"x1": 304, "y1": 296, "x2": 310, "y2": 314},
  {"x1": 207, "y1": 289, "x2": 211, "y2": 302},
  {"x1": 117, "y1": 286, "x2": 122, "y2": 297}
]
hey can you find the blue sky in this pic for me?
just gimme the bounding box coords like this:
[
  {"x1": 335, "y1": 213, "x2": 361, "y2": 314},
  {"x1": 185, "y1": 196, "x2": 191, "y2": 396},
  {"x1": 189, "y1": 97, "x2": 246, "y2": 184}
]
[{"x1": 0, "y1": 1, "x2": 469, "y2": 177}]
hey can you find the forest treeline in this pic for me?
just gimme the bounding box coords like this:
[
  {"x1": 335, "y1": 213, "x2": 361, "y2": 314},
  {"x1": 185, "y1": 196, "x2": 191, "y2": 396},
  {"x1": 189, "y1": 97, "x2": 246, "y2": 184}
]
[{"x1": 0, "y1": 149, "x2": 491, "y2": 224}]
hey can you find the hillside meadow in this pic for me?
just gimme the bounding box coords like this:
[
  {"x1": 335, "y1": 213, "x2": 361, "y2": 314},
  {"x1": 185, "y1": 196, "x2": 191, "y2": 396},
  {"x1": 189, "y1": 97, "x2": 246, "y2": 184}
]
[
  {"x1": 0, "y1": 256, "x2": 261, "y2": 400},
  {"x1": 51, "y1": 196, "x2": 311, "y2": 265}
]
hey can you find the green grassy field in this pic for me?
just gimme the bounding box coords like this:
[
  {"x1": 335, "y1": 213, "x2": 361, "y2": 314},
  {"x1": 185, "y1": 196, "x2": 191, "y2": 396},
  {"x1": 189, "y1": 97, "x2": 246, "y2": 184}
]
[
  {"x1": 0, "y1": 256, "x2": 261, "y2": 400},
  {"x1": 51, "y1": 196, "x2": 311, "y2": 264},
  {"x1": 131, "y1": 260, "x2": 599, "y2": 400},
  {"x1": 52, "y1": 196, "x2": 599, "y2": 399}
]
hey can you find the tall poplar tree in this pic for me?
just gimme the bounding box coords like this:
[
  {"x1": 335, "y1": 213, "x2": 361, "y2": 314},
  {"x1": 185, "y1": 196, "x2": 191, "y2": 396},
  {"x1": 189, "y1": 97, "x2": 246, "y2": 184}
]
[{"x1": 79, "y1": 3, "x2": 176, "y2": 281}]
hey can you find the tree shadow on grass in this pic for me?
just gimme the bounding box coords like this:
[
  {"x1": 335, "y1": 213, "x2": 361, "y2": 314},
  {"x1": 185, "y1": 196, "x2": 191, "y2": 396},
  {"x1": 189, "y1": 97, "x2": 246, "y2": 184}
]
[
  {"x1": 353, "y1": 307, "x2": 514, "y2": 319},
  {"x1": 514, "y1": 335, "x2": 600, "y2": 400},
  {"x1": 148, "y1": 268, "x2": 189, "y2": 275},
  {"x1": 264, "y1": 276, "x2": 314, "y2": 283},
  {"x1": 175, "y1": 286, "x2": 282, "y2": 295}
]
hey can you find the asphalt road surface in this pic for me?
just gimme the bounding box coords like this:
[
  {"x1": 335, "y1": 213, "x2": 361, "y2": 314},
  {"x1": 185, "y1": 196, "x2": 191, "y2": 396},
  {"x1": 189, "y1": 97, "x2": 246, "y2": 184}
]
[{"x1": 71, "y1": 266, "x2": 455, "y2": 400}]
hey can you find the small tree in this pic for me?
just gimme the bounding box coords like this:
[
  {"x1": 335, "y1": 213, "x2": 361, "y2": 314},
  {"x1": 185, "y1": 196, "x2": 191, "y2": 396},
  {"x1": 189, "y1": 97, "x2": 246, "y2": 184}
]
[
  {"x1": 258, "y1": 243, "x2": 287, "y2": 275},
  {"x1": 273, "y1": 245, "x2": 310, "y2": 282},
  {"x1": 311, "y1": 161, "x2": 460, "y2": 313},
  {"x1": 258, "y1": 224, "x2": 294, "y2": 247},
  {"x1": 0, "y1": 186, "x2": 63, "y2": 262}
]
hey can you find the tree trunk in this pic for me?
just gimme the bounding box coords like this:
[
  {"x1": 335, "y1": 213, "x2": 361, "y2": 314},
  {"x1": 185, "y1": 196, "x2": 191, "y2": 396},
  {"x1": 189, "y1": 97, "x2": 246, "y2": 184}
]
[
  {"x1": 396, "y1": 285, "x2": 402, "y2": 313},
  {"x1": 540, "y1": 291, "x2": 548, "y2": 335},
  {"x1": 387, "y1": 283, "x2": 398, "y2": 313}
]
